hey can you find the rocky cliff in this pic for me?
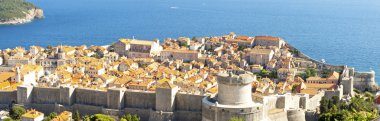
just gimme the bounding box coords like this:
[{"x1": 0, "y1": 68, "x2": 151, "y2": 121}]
[{"x1": 0, "y1": 8, "x2": 44, "y2": 25}]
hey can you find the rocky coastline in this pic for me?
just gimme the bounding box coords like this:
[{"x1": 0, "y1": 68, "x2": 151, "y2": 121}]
[{"x1": 0, "y1": 8, "x2": 44, "y2": 25}]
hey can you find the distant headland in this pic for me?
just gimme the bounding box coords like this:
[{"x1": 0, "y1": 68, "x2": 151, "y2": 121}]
[{"x1": 0, "y1": 0, "x2": 44, "y2": 25}]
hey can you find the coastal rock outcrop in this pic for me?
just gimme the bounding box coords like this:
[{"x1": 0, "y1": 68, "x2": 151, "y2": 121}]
[{"x1": 0, "y1": 8, "x2": 44, "y2": 25}]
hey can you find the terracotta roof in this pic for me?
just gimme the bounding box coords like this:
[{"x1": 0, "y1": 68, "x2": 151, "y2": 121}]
[
  {"x1": 250, "y1": 49, "x2": 273, "y2": 55},
  {"x1": 22, "y1": 109, "x2": 43, "y2": 119},
  {"x1": 51, "y1": 111, "x2": 71, "y2": 121},
  {"x1": 157, "y1": 81, "x2": 176, "y2": 89},
  {"x1": 162, "y1": 49, "x2": 199, "y2": 54},
  {"x1": 119, "y1": 39, "x2": 153, "y2": 45},
  {"x1": 255, "y1": 36, "x2": 281, "y2": 41}
]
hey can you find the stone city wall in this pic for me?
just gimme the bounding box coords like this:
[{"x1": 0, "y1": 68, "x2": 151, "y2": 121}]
[
  {"x1": 306, "y1": 91, "x2": 324, "y2": 110},
  {"x1": 32, "y1": 87, "x2": 60, "y2": 104},
  {"x1": 287, "y1": 109, "x2": 305, "y2": 121},
  {"x1": 0, "y1": 90, "x2": 17, "y2": 104},
  {"x1": 0, "y1": 90, "x2": 16, "y2": 109},
  {"x1": 75, "y1": 88, "x2": 107, "y2": 107},
  {"x1": 124, "y1": 90, "x2": 155, "y2": 109},
  {"x1": 175, "y1": 93, "x2": 204, "y2": 111},
  {"x1": 276, "y1": 94, "x2": 300, "y2": 110},
  {"x1": 353, "y1": 71, "x2": 377, "y2": 91},
  {"x1": 286, "y1": 43, "x2": 345, "y2": 71}
]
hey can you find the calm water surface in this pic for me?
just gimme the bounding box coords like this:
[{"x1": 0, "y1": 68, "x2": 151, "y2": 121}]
[{"x1": 1, "y1": 0, "x2": 380, "y2": 83}]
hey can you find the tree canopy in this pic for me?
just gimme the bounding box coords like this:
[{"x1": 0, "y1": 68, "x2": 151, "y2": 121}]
[
  {"x1": 319, "y1": 94, "x2": 378, "y2": 121},
  {"x1": 9, "y1": 105, "x2": 26, "y2": 120},
  {"x1": 0, "y1": 0, "x2": 38, "y2": 21}
]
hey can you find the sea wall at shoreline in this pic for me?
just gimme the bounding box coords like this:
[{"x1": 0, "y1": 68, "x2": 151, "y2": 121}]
[
  {"x1": 0, "y1": 8, "x2": 44, "y2": 25},
  {"x1": 285, "y1": 43, "x2": 345, "y2": 71}
]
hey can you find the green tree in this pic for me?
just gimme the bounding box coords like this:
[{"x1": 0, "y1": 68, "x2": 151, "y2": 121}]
[
  {"x1": 179, "y1": 42, "x2": 188, "y2": 47},
  {"x1": 9, "y1": 105, "x2": 26, "y2": 119},
  {"x1": 82, "y1": 115, "x2": 90, "y2": 121},
  {"x1": 229, "y1": 117, "x2": 245, "y2": 121},
  {"x1": 3, "y1": 118, "x2": 14, "y2": 121},
  {"x1": 74, "y1": 110, "x2": 81, "y2": 121},
  {"x1": 260, "y1": 69, "x2": 271, "y2": 77},
  {"x1": 291, "y1": 84, "x2": 298, "y2": 93},
  {"x1": 43, "y1": 112, "x2": 58, "y2": 121},
  {"x1": 304, "y1": 68, "x2": 316, "y2": 78},
  {"x1": 89, "y1": 114, "x2": 115, "y2": 121},
  {"x1": 331, "y1": 96, "x2": 340, "y2": 106},
  {"x1": 121, "y1": 113, "x2": 140, "y2": 121},
  {"x1": 319, "y1": 97, "x2": 329, "y2": 114}
]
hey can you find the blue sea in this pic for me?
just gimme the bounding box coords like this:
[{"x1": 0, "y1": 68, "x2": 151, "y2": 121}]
[{"x1": 1, "y1": 0, "x2": 380, "y2": 83}]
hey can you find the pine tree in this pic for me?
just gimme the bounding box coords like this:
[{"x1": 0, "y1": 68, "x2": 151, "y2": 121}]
[{"x1": 74, "y1": 110, "x2": 81, "y2": 121}]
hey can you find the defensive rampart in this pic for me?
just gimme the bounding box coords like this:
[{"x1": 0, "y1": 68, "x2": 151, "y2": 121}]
[{"x1": 0, "y1": 86, "x2": 205, "y2": 121}]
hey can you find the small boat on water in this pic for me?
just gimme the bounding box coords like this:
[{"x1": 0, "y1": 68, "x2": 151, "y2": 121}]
[{"x1": 170, "y1": 6, "x2": 178, "y2": 9}]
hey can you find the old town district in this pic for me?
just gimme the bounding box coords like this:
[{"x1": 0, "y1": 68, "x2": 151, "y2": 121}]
[{"x1": 0, "y1": 33, "x2": 377, "y2": 121}]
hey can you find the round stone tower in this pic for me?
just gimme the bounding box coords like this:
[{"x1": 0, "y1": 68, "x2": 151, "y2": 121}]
[
  {"x1": 217, "y1": 72, "x2": 254, "y2": 105},
  {"x1": 202, "y1": 72, "x2": 262, "y2": 121}
]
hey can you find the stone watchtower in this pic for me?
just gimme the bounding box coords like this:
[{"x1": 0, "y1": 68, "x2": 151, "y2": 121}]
[
  {"x1": 202, "y1": 72, "x2": 263, "y2": 121},
  {"x1": 217, "y1": 72, "x2": 254, "y2": 105}
]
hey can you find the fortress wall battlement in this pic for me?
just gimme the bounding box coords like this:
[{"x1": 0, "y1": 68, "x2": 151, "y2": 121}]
[
  {"x1": 32, "y1": 87, "x2": 60, "y2": 104},
  {"x1": 75, "y1": 88, "x2": 108, "y2": 107},
  {"x1": 307, "y1": 91, "x2": 324, "y2": 110},
  {"x1": 175, "y1": 92, "x2": 204, "y2": 111},
  {"x1": 216, "y1": 72, "x2": 255, "y2": 85},
  {"x1": 353, "y1": 71, "x2": 377, "y2": 91},
  {"x1": 0, "y1": 85, "x2": 320, "y2": 121},
  {"x1": 124, "y1": 90, "x2": 156, "y2": 109}
]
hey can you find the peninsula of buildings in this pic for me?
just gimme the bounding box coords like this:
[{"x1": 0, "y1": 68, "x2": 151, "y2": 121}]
[
  {"x1": 0, "y1": 33, "x2": 378, "y2": 121},
  {"x1": 0, "y1": 0, "x2": 44, "y2": 25}
]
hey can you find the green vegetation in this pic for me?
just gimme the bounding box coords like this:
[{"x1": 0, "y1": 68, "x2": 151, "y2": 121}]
[
  {"x1": 74, "y1": 110, "x2": 81, "y2": 121},
  {"x1": 291, "y1": 84, "x2": 298, "y2": 93},
  {"x1": 9, "y1": 105, "x2": 26, "y2": 120},
  {"x1": 289, "y1": 49, "x2": 299, "y2": 56},
  {"x1": 89, "y1": 114, "x2": 115, "y2": 121},
  {"x1": 179, "y1": 42, "x2": 189, "y2": 47},
  {"x1": 43, "y1": 112, "x2": 58, "y2": 121},
  {"x1": 321, "y1": 69, "x2": 333, "y2": 78},
  {"x1": 120, "y1": 113, "x2": 140, "y2": 121},
  {"x1": 238, "y1": 45, "x2": 245, "y2": 51},
  {"x1": 300, "y1": 68, "x2": 316, "y2": 79},
  {"x1": 2, "y1": 118, "x2": 14, "y2": 121},
  {"x1": 0, "y1": 0, "x2": 38, "y2": 21},
  {"x1": 257, "y1": 69, "x2": 277, "y2": 78},
  {"x1": 71, "y1": 112, "x2": 140, "y2": 121},
  {"x1": 229, "y1": 117, "x2": 245, "y2": 121},
  {"x1": 319, "y1": 94, "x2": 378, "y2": 121}
]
